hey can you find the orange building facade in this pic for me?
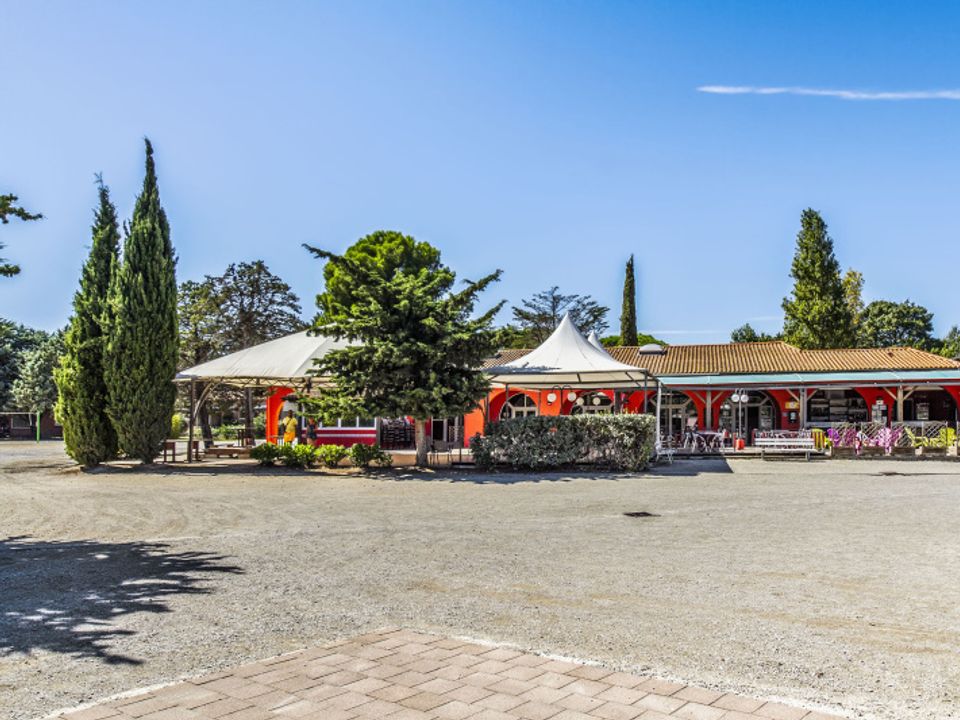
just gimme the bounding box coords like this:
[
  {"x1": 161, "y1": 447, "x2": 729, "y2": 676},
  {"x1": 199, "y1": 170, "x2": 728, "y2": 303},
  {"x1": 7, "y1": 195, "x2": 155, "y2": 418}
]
[{"x1": 264, "y1": 341, "x2": 960, "y2": 448}]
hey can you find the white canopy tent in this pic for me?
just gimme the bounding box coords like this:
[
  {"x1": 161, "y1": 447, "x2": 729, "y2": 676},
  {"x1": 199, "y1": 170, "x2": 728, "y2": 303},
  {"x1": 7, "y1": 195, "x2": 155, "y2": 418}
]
[
  {"x1": 586, "y1": 329, "x2": 606, "y2": 352},
  {"x1": 176, "y1": 331, "x2": 356, "y2": 389},
  {"x1": 486, "y1": 314, "x2": 658, "y2": 390},
  {"x1": 175, "y1": 331, "x2": 356, "y2": 460},
  {"x1": 485, "y1": 314, "x2": 665, "y2": 448}
]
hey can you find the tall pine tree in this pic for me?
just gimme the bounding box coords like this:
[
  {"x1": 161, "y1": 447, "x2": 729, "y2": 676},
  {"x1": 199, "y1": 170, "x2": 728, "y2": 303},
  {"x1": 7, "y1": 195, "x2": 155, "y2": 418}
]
[
  {"x1": 781, "y1": 209, "x2": 855, "y2": 349},
  {"x1": 55, "y1": 181, "x2": 120, "y2": 466},
  {"x1": 619, "y1": 254, "x2": 638, "y2": 346},
  {"x1": 104, "y1": 140, "x2": 178, "y2": 463}
]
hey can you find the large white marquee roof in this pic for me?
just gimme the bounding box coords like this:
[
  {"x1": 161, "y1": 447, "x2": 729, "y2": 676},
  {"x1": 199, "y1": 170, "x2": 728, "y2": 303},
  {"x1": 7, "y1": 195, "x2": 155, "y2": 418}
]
[{"x1": 176, "y1": 331, "x2": 355, "y2": 388}]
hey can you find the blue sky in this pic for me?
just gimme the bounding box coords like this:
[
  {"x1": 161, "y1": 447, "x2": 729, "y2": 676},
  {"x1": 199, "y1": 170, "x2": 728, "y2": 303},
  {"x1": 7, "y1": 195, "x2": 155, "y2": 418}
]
[{"x1": 2, "y1": 1, "x2": 958, "y2": 343}]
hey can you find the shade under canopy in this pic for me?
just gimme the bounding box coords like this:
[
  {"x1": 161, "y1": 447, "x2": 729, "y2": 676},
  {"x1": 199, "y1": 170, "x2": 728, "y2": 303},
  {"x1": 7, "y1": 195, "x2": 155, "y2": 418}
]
[
  {"x1": 486, "y1": 314, "x2": 655, "y2": 389},
  {"x1": 176, "y1": 331, "x2": 355, "y2": 388}
]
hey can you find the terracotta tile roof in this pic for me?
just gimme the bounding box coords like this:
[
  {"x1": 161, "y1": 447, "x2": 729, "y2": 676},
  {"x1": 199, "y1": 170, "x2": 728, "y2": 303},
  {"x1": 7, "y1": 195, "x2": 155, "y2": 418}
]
[{"x1": 485, "y1": 341, "x2": 960, "y2": 376}]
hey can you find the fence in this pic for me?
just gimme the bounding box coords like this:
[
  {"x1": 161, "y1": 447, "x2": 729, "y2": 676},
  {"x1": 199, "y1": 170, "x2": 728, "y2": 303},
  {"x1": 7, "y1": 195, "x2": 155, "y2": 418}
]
[{"x1": 819, "y1": 421, "x2": 958, "y2": 453}]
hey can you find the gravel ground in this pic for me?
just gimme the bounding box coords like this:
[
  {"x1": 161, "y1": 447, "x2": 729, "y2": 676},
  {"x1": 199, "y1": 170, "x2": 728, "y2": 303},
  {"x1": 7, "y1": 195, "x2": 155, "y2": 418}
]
[{"x1": 1, "y1": 442, "x2": 958, "y2": 720}]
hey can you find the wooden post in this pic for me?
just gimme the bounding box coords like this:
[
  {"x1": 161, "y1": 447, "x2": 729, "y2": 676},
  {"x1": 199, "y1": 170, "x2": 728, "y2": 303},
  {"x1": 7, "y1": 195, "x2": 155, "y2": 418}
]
[
  {"x1": 897, "y1": 386, "x2": 904, "y2": 422},
  {"x1": 188, "y1": 379, "x2": 196, "y2": 462},
  {"x1": 799, "y1": 387, "x2": 807, "y2": 429},
  {"x1": 706, "y1": 390, "x2": 713, "y2": 429}
]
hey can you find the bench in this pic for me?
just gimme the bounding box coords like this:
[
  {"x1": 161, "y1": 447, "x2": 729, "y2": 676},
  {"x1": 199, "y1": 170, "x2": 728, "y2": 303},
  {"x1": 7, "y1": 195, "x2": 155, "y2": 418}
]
[
  {"x1": 162, "y1": 439, "x2": 203, "y2": 463},
  {"x1": 754, "y1": 435, "x2": 818, "y2": 460},
  {"x1": 204, "y1": 446, "x2": 252, "y2": 459}
]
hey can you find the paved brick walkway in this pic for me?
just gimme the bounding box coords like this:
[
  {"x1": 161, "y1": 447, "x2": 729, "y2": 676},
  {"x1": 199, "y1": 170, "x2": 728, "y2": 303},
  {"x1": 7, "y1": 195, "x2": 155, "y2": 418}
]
[{"x1": 55, "y1": 629, "x2": 845, "y2": 720}]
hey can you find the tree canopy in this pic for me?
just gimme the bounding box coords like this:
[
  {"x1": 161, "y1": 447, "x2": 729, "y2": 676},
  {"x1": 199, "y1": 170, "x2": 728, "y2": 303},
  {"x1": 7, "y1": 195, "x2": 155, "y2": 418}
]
[
  {"x1": 12, "y1": 332, "x2": 64, "y2": 414},
  {"x1": 0, "y1": 320, "x2": 50, "y2": 409},
  {"x1": 307, "y1": 230, "x2": 504, "y2": 465},
  {"x1": 858, "y1": 300, "x2": 935, "y2": 349},
  {"x1": 510, "y1": 286, "x2": 608, "y2": 346},
  {"x1": 781, "y1": 209, "x2": 856, "y2": 349},
  {"x1": 730, "y1": 323, "x2": 781, "y2": 343},
  {"x1": 938, "y1": 326, "x2": 960, "y2": 359},
  {"x1": 0, "y1": 193, "x2": 42, "y2": 277},
  {"x1": 178, "y1": 261, "x2": 303, "y2": 368}
]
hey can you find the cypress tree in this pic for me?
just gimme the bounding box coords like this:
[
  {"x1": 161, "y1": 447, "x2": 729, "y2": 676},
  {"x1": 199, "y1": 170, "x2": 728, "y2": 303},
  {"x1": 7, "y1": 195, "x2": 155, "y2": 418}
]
[
  {"x1": 781, "y1": 209, "x2": 856, "y2": 349},
  {"x1": 104, "y1": 139, "x2": 178, "y2": 463},
  {"x1": 619, "y1": 254, "x2": 638, "y2": 346},
  {"x1": 54, "y1": 181, "x2": 120, "y2": 466}
]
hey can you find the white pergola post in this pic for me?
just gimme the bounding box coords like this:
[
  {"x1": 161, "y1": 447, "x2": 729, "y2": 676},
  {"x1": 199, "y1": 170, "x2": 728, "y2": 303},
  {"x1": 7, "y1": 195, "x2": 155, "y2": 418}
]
[{"x1": 655, "y1": 381, "x2": 663, "y2": 448}]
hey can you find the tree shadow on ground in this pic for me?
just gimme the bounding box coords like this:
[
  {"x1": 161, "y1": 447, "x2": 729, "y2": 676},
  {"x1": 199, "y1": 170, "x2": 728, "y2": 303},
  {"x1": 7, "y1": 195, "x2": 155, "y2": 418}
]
[
  {"x1": 83, "y1": 458, "x2": 733, "y2": 482},
  {"x1": 0, "y1": 536, "x2": 243, "y2": 665},
  {"x1": 380, "y1": 457, "x2": 734, "y2": 483}
]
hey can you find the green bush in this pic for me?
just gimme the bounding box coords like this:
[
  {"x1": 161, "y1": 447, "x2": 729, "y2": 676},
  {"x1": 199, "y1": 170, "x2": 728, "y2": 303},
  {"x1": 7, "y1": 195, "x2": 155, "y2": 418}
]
[
  {"x1": 471, "y1": 414, "x2": 656, "y2": 472},
  {"x1": 252, "y1": 413, "x2": 266, "y2": 439},
  {"x1": 316, "y1": 443, "x2": 349, "y2": 469},
  {"x1": 213, "y1": 423, "x2": 243, "y2": 441},
  {"x1": 170, "y1": 413, "x2": 185, "y2": 439},
  {"x1": 250, "y1": 442, "x2": 281, "y2": 466},
  {"x1": 280, "y1": 443, "x2": 317, "y2": 468},
  {"x1": 349, "y1": 443, "x2": 393, "y2": 469}
]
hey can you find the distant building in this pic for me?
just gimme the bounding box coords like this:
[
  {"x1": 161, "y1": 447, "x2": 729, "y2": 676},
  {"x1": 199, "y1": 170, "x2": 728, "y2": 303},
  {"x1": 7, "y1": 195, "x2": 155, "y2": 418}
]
[{"x1": 0, "y1": 410, "x2": 61, "y2": 440}]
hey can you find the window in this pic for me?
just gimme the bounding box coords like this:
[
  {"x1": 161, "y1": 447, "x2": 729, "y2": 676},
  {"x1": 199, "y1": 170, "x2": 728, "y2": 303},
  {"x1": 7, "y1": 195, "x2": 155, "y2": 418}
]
[
  {"x1": 500, "y1": 393, "x2": 538, "y2": 419},
  {"x1": 570, "y1": 392, "x2": 612, "y2": 415}
]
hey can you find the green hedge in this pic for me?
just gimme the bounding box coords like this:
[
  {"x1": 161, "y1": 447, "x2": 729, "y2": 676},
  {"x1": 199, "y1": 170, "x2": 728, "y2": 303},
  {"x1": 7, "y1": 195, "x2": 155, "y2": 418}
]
[{"x1": 471, "y1": 414, "x2": 656, "y2": 472}]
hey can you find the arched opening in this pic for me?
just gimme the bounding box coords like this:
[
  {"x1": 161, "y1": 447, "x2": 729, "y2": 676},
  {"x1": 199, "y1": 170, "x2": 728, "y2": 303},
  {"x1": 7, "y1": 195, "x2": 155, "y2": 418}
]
[
  {"x1": 807, "y1": 389, "x2": 870, "y2": 425},
  {"x1": 500, "y1": 392, "x2": 539, "y2": 420},
  {"x1": 718, "y1": 390, "x2": 778, "y2": 442},
  {"x1": 903, "y1": 388, "x2": 957, "y2": 424},
  {"x1": 569, "y1": 391, "x2": 613, "y2": 415},
  {"x1": 659, "y1": 390, "x2": 698, "y2": 440}
]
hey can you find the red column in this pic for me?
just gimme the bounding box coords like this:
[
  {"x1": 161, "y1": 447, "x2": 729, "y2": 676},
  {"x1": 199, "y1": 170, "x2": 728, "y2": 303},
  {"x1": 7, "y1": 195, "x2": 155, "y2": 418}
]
[
  {"x1": 265, "y1": 386, "x2": 294, "y2": 444},
  {"x1": 766, "y1": 390, "x2": 800, "y2": 431},
  {"x1": 708, "y1": 391, "x2": 732, "y2": 430},
  {"x1": 942, "y1": 386, "x2": 960, "y2": 419}
]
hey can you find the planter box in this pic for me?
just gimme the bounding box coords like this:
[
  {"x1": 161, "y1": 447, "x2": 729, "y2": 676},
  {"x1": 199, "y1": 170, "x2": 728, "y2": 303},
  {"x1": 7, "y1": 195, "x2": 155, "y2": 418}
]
[
  {"x1": 919, "y1": 446, "x2": 947, "y2": 457},
  {"x1": 891, "y1": 446, "x2": 915, "y2": 457},
  {"x1": 831, "y1": 447, "x2": 857, "y2": 458},
  {"x1": 859, "y1": 446, "x2": 884, "y2": 458}
]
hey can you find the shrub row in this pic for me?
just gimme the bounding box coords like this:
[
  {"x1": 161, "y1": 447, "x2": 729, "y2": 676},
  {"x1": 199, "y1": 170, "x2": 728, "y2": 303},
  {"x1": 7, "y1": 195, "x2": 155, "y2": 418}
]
[
  {"x1": 250, "y1": 442, "x2": 392, "y2": 470},
  {"x1": 470, "y1": 414, "x2": 656, "y2": 472}
]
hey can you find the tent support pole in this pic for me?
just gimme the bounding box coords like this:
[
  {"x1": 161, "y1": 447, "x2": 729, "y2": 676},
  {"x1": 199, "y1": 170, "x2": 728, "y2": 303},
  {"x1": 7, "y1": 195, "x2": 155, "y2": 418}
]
[{"x1": 188, "y1": 379, "x2": 196, "y2": 462}]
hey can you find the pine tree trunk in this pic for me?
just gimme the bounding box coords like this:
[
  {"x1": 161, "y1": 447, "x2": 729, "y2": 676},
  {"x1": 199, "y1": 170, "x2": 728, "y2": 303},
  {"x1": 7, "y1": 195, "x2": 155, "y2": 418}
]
[
  {"x1": 199, "y1": 405, "x2": 214, "y2": 448},
  {"x1": 415, "y1": 418, "x2": 429, "y2": 466}
]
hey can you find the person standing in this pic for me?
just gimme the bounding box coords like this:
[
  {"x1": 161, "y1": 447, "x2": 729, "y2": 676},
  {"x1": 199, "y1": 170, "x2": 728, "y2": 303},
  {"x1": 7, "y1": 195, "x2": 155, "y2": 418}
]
[{"x1": 282, "y1": 410, "x2": 298, "y2": 445}]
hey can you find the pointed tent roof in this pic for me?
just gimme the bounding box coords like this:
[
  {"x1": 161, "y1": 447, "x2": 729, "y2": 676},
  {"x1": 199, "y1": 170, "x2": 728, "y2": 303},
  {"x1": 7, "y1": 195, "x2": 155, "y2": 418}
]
[
  {"x1": 586, "y1": 330, "x2": 606, "y2": 352},
  {"x1": 176, "y1": 331, "x2": 356, "y2": 388},
  {"x1": 486, "y1": 314, "x2": 654, "y2": 388}
]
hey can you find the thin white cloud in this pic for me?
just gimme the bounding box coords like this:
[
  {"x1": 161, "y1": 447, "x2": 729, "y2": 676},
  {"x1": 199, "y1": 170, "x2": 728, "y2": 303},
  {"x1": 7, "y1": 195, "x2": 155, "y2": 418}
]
[
  {"x1": 697, "y1": 85, "x2": 960, "y2": 101},
  {"x1": 648, "y1": 329, "x2": 721, "y2": 336}
]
